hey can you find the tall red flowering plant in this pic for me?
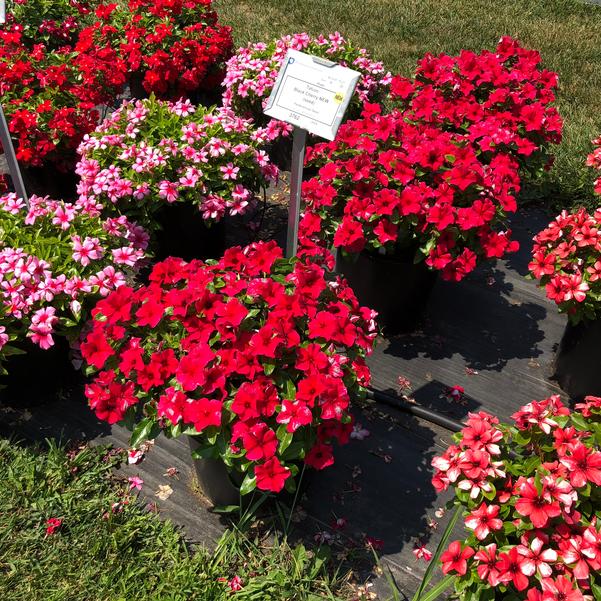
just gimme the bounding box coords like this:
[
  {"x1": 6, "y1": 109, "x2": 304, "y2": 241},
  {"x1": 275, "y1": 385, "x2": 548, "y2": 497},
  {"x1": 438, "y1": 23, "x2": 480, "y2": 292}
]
[
  {"x1": 0, "y1": 28, "x2": 124, "y2": 168},
  {"x1": 428, "y1": 395, "x2": 601, "y2": 600},
  {"x1": 0, "y1": 193, "x2": 148, "y2": 375},
  {"x1": 76, "y1": 0, "x2": 233, "y2": 98},
  {"x1": 389, "y1": 36, "x2": 563, "y2": 176},
  {"x1": 529, "y1": 141, "x2": 601, "y2": 323},
  {"x1": 80, "y1": 241, "x2": 377, "y2": 494},
  {"x1": 301, "y1": 104, "x2": 521, "y2": 281}
]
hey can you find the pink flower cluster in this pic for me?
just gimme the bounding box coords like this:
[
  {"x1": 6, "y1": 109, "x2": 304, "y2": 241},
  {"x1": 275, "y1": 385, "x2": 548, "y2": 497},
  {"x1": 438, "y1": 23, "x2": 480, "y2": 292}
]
[
  {"x1": 432, "y1": 395, "x2": 601, "y2": 600},
  {"x1": 222, "y1": 32, "x2": 392, "y2": 141},
  {"x1": 75, "y1": 96, "x2": 278, "y2": 230},
  {"x1": 529, "y1": 138, "x2": 601, "y2": 323},
  {"x1": 0, "y1": 193, "x2": 147, "y2": 366}
]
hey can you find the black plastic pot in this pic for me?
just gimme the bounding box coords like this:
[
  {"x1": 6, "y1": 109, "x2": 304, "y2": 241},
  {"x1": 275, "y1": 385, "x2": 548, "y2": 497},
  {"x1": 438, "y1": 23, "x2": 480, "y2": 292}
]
[
  {"x1": 188, "y1": 436, "x2": 243, "y2": 506},
  {"x1": 128, "y1": 72, "x2": 148, "y2": 100},
  {"x1": 153, "y1": 202, "x2": 227, "y2": 262},
  {"x1": 552, "y1": 319, "x2": 601, "y2": 401},
  {"x1": 187, "y1": 436, "x2": 314, "y2": 507},
  {"x1": 265, "y1": 136, "x2": 319, "y2": 177},
  {"x1": 0, "y1": 337, "x2": 78, "y2": 406},
  {"x1": 336, "y1": 248, "x2": 437, "y2": 335},
  {"x1": 266, "y1": 137, "x2": 293, "y2": 172},
  {"x1": 21, "y1": 164, "x2": 78, "y2": 201}
]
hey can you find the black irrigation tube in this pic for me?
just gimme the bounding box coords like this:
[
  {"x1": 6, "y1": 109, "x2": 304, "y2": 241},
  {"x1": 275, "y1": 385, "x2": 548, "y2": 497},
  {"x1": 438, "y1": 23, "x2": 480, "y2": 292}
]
[{"x1": 367, "y1": 388, "x2": 464, "y2": 433}]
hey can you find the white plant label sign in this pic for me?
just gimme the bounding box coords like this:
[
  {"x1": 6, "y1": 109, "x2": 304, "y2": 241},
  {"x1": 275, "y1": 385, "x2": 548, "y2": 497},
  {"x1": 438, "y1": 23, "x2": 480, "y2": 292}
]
[{"x1": 264, "y1": 49, "x2": 360, "y2": 141}]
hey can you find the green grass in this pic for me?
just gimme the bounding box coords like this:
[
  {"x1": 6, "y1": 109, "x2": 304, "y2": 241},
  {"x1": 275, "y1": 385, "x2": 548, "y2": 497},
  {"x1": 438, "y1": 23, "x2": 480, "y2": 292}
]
[
  {"x1": 0, "y1": 439, "x2": 348, "y2": 601},
  {"x1": 215, "y1": 0, "x2": 601, "y2": 207}
]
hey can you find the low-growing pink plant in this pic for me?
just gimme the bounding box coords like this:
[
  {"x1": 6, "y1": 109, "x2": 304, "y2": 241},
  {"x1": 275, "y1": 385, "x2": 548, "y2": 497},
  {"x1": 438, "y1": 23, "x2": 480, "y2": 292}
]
[
  {"x1": 0, "y1": 193, "x2": 148, "y2": 372},
  {"x1": 80, "y1": 241, "x2": 377, "y2": 494},
  {"x1": 222, "y1": 32, "x2": 392, "y2": 142},
  {"x1": 75, "y1": 96, "x2": 278, "y2": 234}
]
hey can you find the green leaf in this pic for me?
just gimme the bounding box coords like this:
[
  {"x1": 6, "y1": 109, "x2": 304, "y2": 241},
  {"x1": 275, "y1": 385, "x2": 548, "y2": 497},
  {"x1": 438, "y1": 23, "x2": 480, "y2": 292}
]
[
  {"x1": 284, "y1": 476, "x2": 297, "y2": 494},
  {"x1": 239, "y1": 473, "x2": 256, "y2": 496},
  {"x1": 412, "y1": 505, "x2": 462, "y2": 601},
  {"x1": 309, "y1": 545, "x2": 331, "y2": 579},
  {"x1": 414, "y1": 575, "x2": 454, "y2": 601},
  {"x1": 281, "y1": 441, "x2": 304, "y2": 461},
  {"x1": 121, "y1": 407, "x2": 137, "y2": 432},
  {"x1": 570, "y1": 413, "x2": 589, "y2": 431},
  {"x1": 129, "y1": 418, "x2": 161, "y2": 448},
  {"x1": 1, "y1": 345, "x2": 26, "y2": 357},
  {"x1": 212, "y1": 505, "x2": 240, "y2": 514},
  {"x1": 191, "y1": 445, "x2": 218, "y2": 460},
  {"x1": 503, "y1": 521, "x2": 517, "y2": 534},
  {"x1": 284, "y1": 378, "x2": 296, "y2": 400},
  {"x1": 277, "y1": 424, "x2": 293, "y2": 454}
]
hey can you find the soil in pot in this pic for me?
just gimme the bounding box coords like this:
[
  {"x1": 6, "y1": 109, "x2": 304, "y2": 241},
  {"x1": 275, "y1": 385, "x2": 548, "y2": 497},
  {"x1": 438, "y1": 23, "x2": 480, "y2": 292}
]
[
  {"x1": 153, "y1": 202, "x2": 227, "y2": 262},
  {"x1": 552, "y1": 319, "x2": 601, "y2": 401},
  {"x1": 0, "y1": 337, "x2": 80, "y2": 407},
  {"x1": 336, "y1": 248, "x2": 437, "y2": 335}
]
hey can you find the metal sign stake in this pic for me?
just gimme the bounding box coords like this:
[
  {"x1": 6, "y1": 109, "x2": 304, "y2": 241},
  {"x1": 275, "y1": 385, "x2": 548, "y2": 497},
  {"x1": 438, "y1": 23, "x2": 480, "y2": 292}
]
[
  {"x1": 1, "y1": 3, "x2": 30, "y2": 207},
  {"x1": 0, "y1": 104, "x2": 29, "y2": 207},
  {"x1": 286, "y1": 127, "x2": 307, "y2": 258}
]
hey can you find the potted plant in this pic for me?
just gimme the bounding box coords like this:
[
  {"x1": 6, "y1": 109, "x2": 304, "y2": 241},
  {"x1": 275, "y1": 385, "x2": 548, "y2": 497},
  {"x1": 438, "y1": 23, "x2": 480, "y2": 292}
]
[
  {"x1": 79, "y1": 241, "x2": 377, "y2": 505},
  {"x1": 75, "y1": 96, "x2": 278, "y2": 261},
  {"x1": 75, "y1": 0, "x2": 232, "y2": 101},
  {"x1": 424, "y1": 394, "x2": 601, "y2": 601},
  {"x1": 0, "y1": 0, "x2": 93, "y2": 50},
  {"x1": 0, "y1": 25, "x2": 124, "y2": 198},
  {"x1": 300, "y1": 38, "x2": 562, "y2": 335},
  {"x1": 526, "y1": 137, "x2": 601, "y2": 399},
  {"x1": 300, "y1": 103, "x2": 522, "y2": 333},
  {"x1": 388, "y1": 36, "x2": 563, "y2": 177},
  {"x1": 221, "y1": 31, "x2": 392, "y2": 168},
  {"x1": 0, "y1": 193, "x2": 148, "y2": 400},
  {"x1": 528, "y1": 206, "x2": 601, "y2": 399}
]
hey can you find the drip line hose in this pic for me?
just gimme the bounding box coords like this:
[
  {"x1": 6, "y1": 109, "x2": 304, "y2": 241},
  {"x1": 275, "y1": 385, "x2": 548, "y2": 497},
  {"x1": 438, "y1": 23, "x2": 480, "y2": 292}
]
[{"x1": 366, "y1": 388, "x2": 464, "y2": 433}]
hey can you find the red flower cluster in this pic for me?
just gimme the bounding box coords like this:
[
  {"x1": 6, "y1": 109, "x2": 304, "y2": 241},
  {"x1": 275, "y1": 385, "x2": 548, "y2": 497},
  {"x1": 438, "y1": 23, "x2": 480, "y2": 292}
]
[
  {"x1": 81, "y1": 241, "x2": 377, "y2": 494},
  {"x1": 431, "y1": 395, "x2": 601, "y2": 599},
  {"x1": 76, "y1": 0, "x2": 233, "y2": 97},
  {"x1": 301, "y1": 103, "x2": 521, "y2": 281},
  {"x1": 0, "y1": 28, "x2": 124, "y2": 167},
  {"x1": 529, "y1": 208, "x2": 601, "y2": 323},
  {"x1": 389, "y1": 36, "x2": 563, "y2": 175},
  {"x1": 301, "y1": 37, "x2": 561, "y2": 281}
]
